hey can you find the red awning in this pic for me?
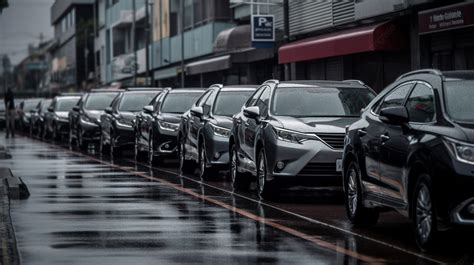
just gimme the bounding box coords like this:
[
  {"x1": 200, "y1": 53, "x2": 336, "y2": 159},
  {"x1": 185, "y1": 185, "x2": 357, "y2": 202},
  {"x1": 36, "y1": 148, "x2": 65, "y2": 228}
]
[{"x1": 279, "y1": 21, "x2": 406, "y2": 64}]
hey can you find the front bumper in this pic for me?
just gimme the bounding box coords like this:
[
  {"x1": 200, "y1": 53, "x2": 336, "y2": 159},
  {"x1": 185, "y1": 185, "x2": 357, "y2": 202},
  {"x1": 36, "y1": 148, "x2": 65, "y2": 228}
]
[
  {"x1": 80, "y1": 119, "x2": 101, "y2": 141},
  {"x1": 446, "y1": 161, "x2": 474, "y2": 225},
  {"x1": 56, "y1": 119, "x2": 70, "y2": 134},
  {"x1": 206, "y1": 135, "x2": 230, "y2": 166},
  {"x1": 114, "y1": 126, "x2": 135, "y2": 148},
  {"x1": 153, "y1": 128, "x2": 179, "y2": 157},
  {"x1": 264, "y1": 134, "x2": 343, "y2": 187}
]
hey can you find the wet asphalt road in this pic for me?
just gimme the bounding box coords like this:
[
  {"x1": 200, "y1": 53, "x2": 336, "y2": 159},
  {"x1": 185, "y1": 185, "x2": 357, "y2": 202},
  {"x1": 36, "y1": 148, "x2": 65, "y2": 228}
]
[{"x1": 1, "y1": 133, "x2": 473, "y2": 264}]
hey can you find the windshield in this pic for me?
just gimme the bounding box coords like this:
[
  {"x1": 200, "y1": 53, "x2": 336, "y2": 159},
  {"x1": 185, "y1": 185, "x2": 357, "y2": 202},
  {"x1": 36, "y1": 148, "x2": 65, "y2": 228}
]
[
  {"x1": 23, "y1": 100, "x2": 41, "y2": 111},
  {"x1": 84, "y1": 93, "x2": 119, "y2": 110},
  {"x1": 119, "y1": 92, "x2": 158, "y2": 112},
  {"x1": 161, "y1": 92, "x2": 202, "y2": 114},
  {"x1": 271, "y1": 87, "x2": 376, "y2": 117},
  {"x1": 214, "y1": 91, "x2": 254, "y2": 116},
  {"x1": 57, "y1": 98, "x2": 79, "y2": 112},
  {"x1": 41, "y1": 100, "x2": 52, "y2": 112},
  {"x1": 444, "y1": 80, "x2": 474, "y2": 123}
]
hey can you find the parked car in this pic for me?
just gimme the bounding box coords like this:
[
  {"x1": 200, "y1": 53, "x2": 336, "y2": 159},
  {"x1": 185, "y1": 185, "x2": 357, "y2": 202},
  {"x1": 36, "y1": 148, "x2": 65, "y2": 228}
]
[
  {"x1": 99, "y1": 88, "x2": 162, "y2": 157},
  {"x1": 228, "y1": 80, "x2": 375, "y2": 200},
  {"x1": 44, "y1": 95, "x2": 81, "y2": 140},
  {"x1": 179, "y1": 85, "x2": 256, "y2": 180},
  {"x1": 18, "y1": 98, "x2": 41, "y2": 132},
  {"x1": 0, "y1": 99, "x2": 5, "y2": 129},
  {"x1": 135, "y1": 88, "x2": 205, "y2": 165},
  {"x1": 343, "y1": 69, "x2": 474, "y2": 251},
  {"x1": 69, "y1": 89, "x2": 123, "y2": 149},
  {"x1": 30, "y1": 99, "x2": 52, "y2": 136}
]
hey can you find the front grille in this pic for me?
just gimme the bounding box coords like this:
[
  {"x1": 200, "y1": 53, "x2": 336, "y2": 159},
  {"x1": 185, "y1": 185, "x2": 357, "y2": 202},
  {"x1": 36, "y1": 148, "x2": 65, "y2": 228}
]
[
  {"x1": 297, "y1": 162, "x2": 341, "y2": 177},
  {"x1": 316, "y1": 133, "x2": 345, "y2": 149}
]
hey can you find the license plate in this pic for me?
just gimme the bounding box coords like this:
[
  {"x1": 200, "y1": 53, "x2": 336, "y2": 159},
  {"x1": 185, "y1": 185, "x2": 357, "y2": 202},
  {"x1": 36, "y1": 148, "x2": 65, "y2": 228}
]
[{"x1": 336, "y1": 159, "x2": 343, "y2": 172}]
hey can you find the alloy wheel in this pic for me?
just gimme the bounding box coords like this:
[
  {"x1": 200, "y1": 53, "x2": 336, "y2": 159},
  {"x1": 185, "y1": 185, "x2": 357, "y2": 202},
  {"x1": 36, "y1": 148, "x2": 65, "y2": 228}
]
[
  {"x1": 257, "y1": 152, "x2": 266, "y2": 199},
  {"x1": 230, "y1": 147, "x2": 238, "y2": 185},
  {"x1": 416, "y1": 184, "x2": 433, "y2": 244},
  {"x1": 199, "y1": 145, "x2": 206, "y2": 179},
  {"x1": 347, "y1": 166, "x2": 359, "y2": 217}
]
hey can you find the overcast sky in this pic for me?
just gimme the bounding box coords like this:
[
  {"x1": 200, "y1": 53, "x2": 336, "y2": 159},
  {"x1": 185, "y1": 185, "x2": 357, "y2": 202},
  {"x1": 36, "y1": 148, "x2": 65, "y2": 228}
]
[{"x1": 0, "y1": 0, "x2": 55, "y2": 66}]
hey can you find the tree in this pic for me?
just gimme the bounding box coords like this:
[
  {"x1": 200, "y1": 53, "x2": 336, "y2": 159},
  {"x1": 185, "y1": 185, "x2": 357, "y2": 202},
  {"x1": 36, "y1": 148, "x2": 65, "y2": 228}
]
[{"x1": 0, "y1": 0, "x2": 9, "y2": 14}]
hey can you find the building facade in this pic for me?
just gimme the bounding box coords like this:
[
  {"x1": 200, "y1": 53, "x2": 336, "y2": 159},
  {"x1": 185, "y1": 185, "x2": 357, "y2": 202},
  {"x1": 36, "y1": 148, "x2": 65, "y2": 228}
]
[{"x1": 50, "y1": 0, "x2": 95, "y2": 92}]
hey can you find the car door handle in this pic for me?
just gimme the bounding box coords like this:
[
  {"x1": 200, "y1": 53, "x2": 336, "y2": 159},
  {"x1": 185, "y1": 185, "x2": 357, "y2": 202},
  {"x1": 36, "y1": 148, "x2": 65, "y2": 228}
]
[
  {"x1": 357, "y1": 129, "x2": 367, "y2": 137},
  {"x1": 380, "y1": 134, "x2": 390, "y2": 142}
]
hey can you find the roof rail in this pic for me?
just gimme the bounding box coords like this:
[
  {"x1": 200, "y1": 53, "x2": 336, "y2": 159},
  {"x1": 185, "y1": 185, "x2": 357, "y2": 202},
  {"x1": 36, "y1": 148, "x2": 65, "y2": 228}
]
[
  {"x1": 396, "y1": 69, "x2": 442, "y2": 81},
  {"x1": 209, "y1": 84, "x2": 224, "y2": 89},
  {"x1": 90, "y1": 88, "x2": 124, "y2": 92},
  {"x1": 264, "y1": 79, "x2": 279, "y2": 84},
  {"x1": 126, "y1": 87, "x2": 164, "y2": 91}
]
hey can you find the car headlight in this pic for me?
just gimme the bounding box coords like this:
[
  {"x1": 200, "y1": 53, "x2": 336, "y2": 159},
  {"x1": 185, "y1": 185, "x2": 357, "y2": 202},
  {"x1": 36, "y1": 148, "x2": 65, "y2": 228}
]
[
  {"x1": 116, "y1": 119, "x2": 133, "y2": 129},
  {"x1": 158, "y1": 120, "x2": 179, "y2": 132},
  {"x1": 80, "y1": 116, "x2": 98, "y2": 126},
  {"x1": 445, "y1": 138, "x2": 474, "y2": 165},
  {"x1": 272, "y1": 127, "x2": 316, "y2": 144},
  {"x1": 210, "y1": 123, "x2": 230, "y2": 138}
]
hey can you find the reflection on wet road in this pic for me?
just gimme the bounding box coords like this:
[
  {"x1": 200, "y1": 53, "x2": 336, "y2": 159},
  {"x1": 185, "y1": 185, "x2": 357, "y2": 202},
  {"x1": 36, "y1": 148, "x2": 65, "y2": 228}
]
[{"x1": 1, "y1": 135, "x2": 472, "y2": 264}]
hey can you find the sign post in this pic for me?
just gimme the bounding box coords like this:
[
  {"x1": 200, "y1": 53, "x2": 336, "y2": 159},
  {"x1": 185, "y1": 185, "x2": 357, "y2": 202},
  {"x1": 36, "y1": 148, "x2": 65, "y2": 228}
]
[{"x1": 251, "y1": 14, "x2": 275, "y2": 48}]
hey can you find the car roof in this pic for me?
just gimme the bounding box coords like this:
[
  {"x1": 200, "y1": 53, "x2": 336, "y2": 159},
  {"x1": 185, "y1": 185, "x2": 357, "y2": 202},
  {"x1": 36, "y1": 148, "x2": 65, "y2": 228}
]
[
  {"x1": 56, "y1": 96, "x2": 81, "y2": 100},
  {"x1": 125, "y1": 87, "x2": 165, "y2": 91},
  {"x1": 90, "y1": 88, "x2": 124, "y2": 93},
  {"x1": 442, "y1": 70, "x2": 474, "y2": 81},
  {"x1": 221, "y1": 85, "x2": 258, "y2": 92},
  {"x1": 168, "y1": 88, "x2": 206, "y2": 93}
]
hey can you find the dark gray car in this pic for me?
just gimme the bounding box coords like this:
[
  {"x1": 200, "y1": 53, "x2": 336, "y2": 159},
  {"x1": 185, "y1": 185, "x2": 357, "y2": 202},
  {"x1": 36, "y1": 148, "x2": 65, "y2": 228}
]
[
  {"x1": 229, "y1": 80, "x2": 376, "y2": 200},
  {"x1": 179, "y1": 85, "x2": 256, "y2": 180}
]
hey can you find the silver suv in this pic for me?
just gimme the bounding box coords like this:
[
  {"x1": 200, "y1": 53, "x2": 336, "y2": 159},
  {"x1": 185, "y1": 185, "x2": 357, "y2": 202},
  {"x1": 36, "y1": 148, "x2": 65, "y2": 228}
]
[{"x1": 229, "y1": 80, "x2": 376, "y2": 200}]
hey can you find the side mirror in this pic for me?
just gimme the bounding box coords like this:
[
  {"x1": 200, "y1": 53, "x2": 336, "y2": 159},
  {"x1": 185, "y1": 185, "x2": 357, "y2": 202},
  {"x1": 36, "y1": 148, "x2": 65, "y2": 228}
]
[
  {"x1": 105, "y1": 107, "x2": 113, "y2": 114},
  {"x1": 47, "y1": 106, "x2": 54, "y2": 112},
  {"x1": 243, "y1": 106, "x2": 260, "y2": 120},
  {"x1": 143, "y1": 105, "x2": 154, "y2": 114},
  {"x1": 379, "y1": 106, "x2": 409, "y2": 125},
  {"x1": 190, "y1": 106, "x2": 203, "y2": 118},
  {"x1": 72, "y1": 106, "x2": 80, "y2": 112}
]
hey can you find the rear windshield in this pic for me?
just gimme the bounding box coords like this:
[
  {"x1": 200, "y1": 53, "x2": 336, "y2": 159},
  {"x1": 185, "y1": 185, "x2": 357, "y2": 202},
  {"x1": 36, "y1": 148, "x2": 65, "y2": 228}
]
[
  {"x1": 57, "y1": 98, "x2": 79, "y2": 112},
  {"x1": 161, "y1": 92, "x2": 202, "y2": 114},
  {"x1": 118, "y1": 92, "x2": 158, "y2": 112},
  {"x1": 214, "y1": 91, "x2": 254, "y2": 116},
  {"x1": 84, "y1": 93, "x2": 119, "y2": 110},
  {"x1": 272, "y1": 87, "x2": 375, "y2": 117},
  {"x1": 444, "y1": 80, "x2": 474, "y2": 123}
]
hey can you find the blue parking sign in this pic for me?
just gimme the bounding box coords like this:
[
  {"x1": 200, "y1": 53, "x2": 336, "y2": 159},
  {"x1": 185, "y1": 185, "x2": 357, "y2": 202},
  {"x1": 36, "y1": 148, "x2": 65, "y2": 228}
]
[{"x1": 252, "y1": 15, "x2": 275, "y2": 42}]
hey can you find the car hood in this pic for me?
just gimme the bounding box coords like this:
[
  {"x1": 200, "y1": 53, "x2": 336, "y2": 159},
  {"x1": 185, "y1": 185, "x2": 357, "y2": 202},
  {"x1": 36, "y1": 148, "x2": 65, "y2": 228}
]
[
  {"x1": 160, "y1": 113, "x2": 182, "y2": 123},
  {"x1": 55, "y1": 111, "x2": 69, "y2": 119},
  {"x1": 85, "y1": 110, "x2": 103, "y2": 121},
  {"x1": 453, "y1": 122, "x2": 474, "y2": 143},
  {"x1": 213, "y1": 116, "x2": 233, "y2": 129},
  {"x1": 118, "y1": 112, "x2": 139, "y2": 123},
  {"x1": 273, "y1": 116, "x2": 359, "y2": 134}
]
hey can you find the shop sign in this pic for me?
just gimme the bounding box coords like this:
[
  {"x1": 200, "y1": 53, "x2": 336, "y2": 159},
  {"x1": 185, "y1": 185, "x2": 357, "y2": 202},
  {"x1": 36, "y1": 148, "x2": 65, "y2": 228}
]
[
  {"x1": 419, "y1": 2, "x2": 474, "y2": 34},
  {"x1": 251, "y1": 15, "x2": 274, "y2": 48}
]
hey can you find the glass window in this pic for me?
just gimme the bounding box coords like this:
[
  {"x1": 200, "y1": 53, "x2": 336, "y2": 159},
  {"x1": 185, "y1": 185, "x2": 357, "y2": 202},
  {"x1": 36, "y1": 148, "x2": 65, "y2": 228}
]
[
  {"x1": 256, "y1": 87, "x2": 271, "y2": 116},
  {"x1": 161, "y1": 92, "x2": 203, "y2": 114},
  {"x1": 23, "y1": 100, "x2": 41, "y2": 111},
  {"x1": 246, "y1": 86, "x2": 265, "y2": 107},
  {"x1": 41, "y1": 100, "x2": 52, "y2": 112},
  {"x1": 195, "y1": 90, "x2": 211, "y2": 107},
  {"x1": 84, "y1": 93, "x2": 119, "y2": 110},
  {"x1": 405, "y1": 83, "x2": 436, "y2": 123},
  {"x1": 203, "y1": 90, "x2": 217, "y2": 116},
  {"x1": 213, "y1": 90, "x2": 254, "y2": 117},
  {"x1": 57, "y1": 98, "x2": 80, "y2": 112},
  {"x1": 118, "y1": 92, "x2": 159, "y2": 112},
  {"x1": 377, "y1": 83, "x2": 413, "y2": 113},
  {"x1": 184, "y1": 0, "x2": 193, "y2": 28},
  {"x1": 444, "y1": 80, "x2": 474, "y2": 123},
  {"x1": 272, "y1": 87, "x2": 376, "y2": 117}
]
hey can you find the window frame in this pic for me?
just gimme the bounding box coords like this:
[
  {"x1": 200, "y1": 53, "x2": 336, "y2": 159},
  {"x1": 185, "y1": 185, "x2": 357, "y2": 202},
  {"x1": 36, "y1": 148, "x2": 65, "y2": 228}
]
[{"x1": 371, "y1": 81, "x2": 417, "y2": 116}]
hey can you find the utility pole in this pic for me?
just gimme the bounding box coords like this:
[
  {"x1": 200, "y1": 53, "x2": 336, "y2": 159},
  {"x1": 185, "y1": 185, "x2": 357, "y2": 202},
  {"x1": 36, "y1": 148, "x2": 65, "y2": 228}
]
[
  {"x1": 180, "y1": 0, "x2": 185, "y2": 88},
  {"x1": 145, "y1": 0, "x2": 150, "y2": 86},
  {"x1": 149, "y1": 1, "x2": 155, "y2": 86},
  {"x1": 132, "y1": 0, "x2": 137, "y2": 86},
  {"x1": 283, "y1": 0, "x2": 290, "y2": 81}
]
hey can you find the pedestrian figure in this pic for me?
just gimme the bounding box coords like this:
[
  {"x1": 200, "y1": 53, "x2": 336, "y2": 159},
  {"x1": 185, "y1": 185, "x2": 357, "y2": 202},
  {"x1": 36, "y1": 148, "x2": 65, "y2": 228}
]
[{"x1": 4, "y1": 87, "x2": 15, "y2": 138}]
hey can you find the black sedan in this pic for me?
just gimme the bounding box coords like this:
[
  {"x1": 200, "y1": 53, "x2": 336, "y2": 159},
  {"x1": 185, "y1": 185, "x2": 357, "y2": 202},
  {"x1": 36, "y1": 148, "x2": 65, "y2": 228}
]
[
  {"x1": 343, "y1": 69, "x2": 474, "y2": 251},
  {"x1": 135, "y1": 88, "x2": 205, "y2": 165},
  {"x1": 100, "y1": 88, "x2": 162, "y2": 157},
  {"x1": 69, "y1": 89, "x2": 123, "y2": 149},
  {"x1": 179, "y1": 85, "x2": 256, "y2": 180},
  {"x1": 44, "y1": 95, "x2": 81, "y2": 140},
  {"x1": 30, "y1": 99, "x2": 52, "y2": 137}
]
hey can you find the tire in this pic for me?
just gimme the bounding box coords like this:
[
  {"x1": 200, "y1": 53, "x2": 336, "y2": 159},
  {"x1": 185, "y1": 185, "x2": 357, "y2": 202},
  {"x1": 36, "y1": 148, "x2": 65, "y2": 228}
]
[
  {"x1": 199, "y1": 142, "x2": 215, "y2": 181},
  {"x1": 412, "y1": 174, "x2": 437, "y2": 251},
  {"x1": 257, "y1": 149, "x2": 278, "y2": 201},
  {"x1": 344, "y1": 161, "x2": 379, "y2": 227},
  {"x1": 230, "y1": 144, "x2": 251, "y2": 191},
  {"x1": 179, "y1": 139, "x2": 195, "y2": 174}
]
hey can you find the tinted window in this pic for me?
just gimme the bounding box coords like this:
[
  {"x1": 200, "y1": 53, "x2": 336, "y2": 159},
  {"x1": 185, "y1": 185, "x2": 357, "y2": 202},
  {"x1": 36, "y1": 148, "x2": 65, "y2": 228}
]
[
  {"x1": 161, "y1": 93, "x2": 202, "y2": 114},
  {"x1": 195, "y1": 90, "x2": 211, "y2": 107},
  {"x1": 272, "y1": 87, "x2": 375, "y2": 117},
  {"x1": 444, "y1": 80, "x2": 474, "y2": 123},
  {"x1": 377, "y1": 83, "x2": 412, "y2": 113},
  {"x1": 84, "y1": 93, "x2": 119, "y2": 110},
  {"x1": 246, "y1": 87, "x2": 264, "y2": 107},
  {"x1": 256, "y1": 87, "x2": 271, "y2": 116},
  {"x1": 214, "y1": 91, "x2": 254, "y2": 116},
  {"x1": 203, "y1": 90, "x2": 217, "y2": 116},
  {"x1": 118, "y1": 92, "x2": 158, "y2": 112},
  {"x1": 57, "y1": 98, "x2": 79, "y2": 111},
  {"x1": 406, "y1": 83, "x2": 435, "y2": 123}
]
